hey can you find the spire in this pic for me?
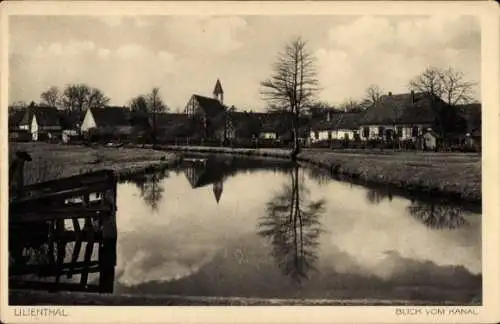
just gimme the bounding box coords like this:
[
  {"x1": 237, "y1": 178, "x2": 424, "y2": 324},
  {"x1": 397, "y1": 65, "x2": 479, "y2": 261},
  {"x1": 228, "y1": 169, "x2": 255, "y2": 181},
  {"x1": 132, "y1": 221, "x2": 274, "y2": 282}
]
[
  {"x1": 213, "y1": 180, "x2": 223, "y2": 204},
  {"x1": 213, "y1": 79, "x2": 224, "y2": 104}
]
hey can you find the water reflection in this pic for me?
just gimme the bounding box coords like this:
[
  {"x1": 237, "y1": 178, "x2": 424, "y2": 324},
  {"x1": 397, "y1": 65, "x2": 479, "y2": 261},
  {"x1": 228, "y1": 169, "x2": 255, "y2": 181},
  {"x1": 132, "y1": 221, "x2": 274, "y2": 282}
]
[
  {"x1": 408, "y1": 200, "x2": 468, "y2": 230},
  {"x1": 366, "y1": 188, "x2": 394, "y2": 205},
  {"x1": 183, "y1": 158, "x2": 230, "y2": 204},
  {"x1": 128, "y1": 170, "x2": 168, "y2": 211},
  {"x1": 258, "y1": 165, "x2": 325, "y2": 284}
]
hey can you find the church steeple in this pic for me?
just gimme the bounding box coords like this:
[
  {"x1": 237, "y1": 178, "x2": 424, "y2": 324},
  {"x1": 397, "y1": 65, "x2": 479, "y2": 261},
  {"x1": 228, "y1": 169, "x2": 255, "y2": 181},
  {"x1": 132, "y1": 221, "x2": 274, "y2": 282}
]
[
  {"x1": 213, "y1": 79, "x2": 224, "y2": 104},
  {"x1": 213, "y1": 180, "x2": 223, "y2": 204}
]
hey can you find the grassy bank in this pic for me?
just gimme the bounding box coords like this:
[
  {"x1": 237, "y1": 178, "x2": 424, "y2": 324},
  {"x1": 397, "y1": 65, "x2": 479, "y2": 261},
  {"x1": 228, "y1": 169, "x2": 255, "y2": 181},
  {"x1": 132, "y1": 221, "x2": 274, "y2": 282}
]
[
  {"x1": 298, "y1": 150, "x2": 481, "y2": 204},
  {"x1": 9, "y1": 143, "x2": 180, "y2": 185}
]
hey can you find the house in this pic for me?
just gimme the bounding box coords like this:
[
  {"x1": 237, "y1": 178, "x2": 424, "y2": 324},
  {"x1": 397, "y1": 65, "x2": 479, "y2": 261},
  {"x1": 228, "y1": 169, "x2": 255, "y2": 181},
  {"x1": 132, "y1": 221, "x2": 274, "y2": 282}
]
[
  {"x1": 149, "y1": 113, "x2": 192, "y2": 140},
  {"x1": 224, "y1": 111, "x2": 263, "y2": 140},
  {"x1": 310, "y1": 112, "x2": 360, "y2": 143},
  {"x1": 81, "y1": 106, "x2": 132, "y2": 136},
  {"x1": 457, "y1": 103, "x2": 481, "y2": 150},
  {"x1": 184, "y1": 79, "x2": 227, "y2": 140},
  {"x1": 358, "y1": 91, "x2": 440, "y2": 141},
  {"x1": 9, "y1": 109, "x2": 27, "y2": 131},
  {"x1": 19, "y1": 106, "x2": 63, "y2": 141},
  {"x1": 257, "y1": 112, "x2": 294, "y2": 140}
]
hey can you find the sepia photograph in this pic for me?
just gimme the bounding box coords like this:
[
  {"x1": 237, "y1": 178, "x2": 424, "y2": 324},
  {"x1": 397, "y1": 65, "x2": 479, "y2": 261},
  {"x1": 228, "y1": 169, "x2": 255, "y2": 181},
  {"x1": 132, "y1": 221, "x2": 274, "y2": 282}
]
[{"x1": 1, "y1": 1, "x2": 499, "y2": 323}]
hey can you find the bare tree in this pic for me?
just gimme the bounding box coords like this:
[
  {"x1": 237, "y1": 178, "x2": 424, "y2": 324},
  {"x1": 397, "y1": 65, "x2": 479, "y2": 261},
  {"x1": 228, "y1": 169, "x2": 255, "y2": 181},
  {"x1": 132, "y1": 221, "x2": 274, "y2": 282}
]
[
  {"x1": 40, "y1": 86, "x2": 61, "y2": 108},
  {"x1": 409, "y1": 66, "x2": 476, "y2": 137},
  {"x1": 440, "y1": 68, "x2": 476, "y2": 106},
  {"x1": 61, "y1": 84, "x2": 109, "y2": 114},
  {"x1": 146, "y1": 87, "x2": 168, "y2": 147},
  {"x1": 338, "y1": 97, "x2": 359, "y2": 112},
  {"x1": 129, "y1": 95, "x2": 149, "y2": 113},
  {"x1": 261, "y1": 37, "x2": 319, "y2": 158},
  {"x1": 86, "y1": 87, "x2": 110, "y2": 109},
  {"x1": 365, "y1": 84, "x2": 383, "y2": 106}
]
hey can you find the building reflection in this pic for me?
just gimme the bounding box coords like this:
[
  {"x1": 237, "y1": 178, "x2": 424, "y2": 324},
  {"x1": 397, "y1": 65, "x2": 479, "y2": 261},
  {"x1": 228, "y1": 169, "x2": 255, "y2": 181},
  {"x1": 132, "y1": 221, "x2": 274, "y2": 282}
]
[
  {"x1": 258, "y1": 165, "x2": 325, "y2": 284},
  {"x1": 182, "y1": 157, "x2": 231, "y2": 205},
  {"x1": 407, "y1": 199, "x2": 468, "y2": 229}
]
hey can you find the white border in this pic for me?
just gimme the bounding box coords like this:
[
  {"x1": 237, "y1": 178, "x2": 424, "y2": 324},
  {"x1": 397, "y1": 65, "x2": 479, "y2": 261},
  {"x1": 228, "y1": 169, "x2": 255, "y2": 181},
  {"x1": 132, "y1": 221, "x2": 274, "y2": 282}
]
[{"x1": 1, "y1": 1, "x2": 498, "y2": 323}]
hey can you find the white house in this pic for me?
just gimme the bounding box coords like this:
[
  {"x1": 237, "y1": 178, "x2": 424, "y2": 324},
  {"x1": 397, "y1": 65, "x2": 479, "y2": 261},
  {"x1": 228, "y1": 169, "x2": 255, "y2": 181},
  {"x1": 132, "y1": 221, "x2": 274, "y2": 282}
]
[
  {"x1": 358, "y1": 91, "x2": 439, "y2": 141},
  {"x1": 81, "y1": 107, "x2": 133, "y2": 135},
  {"x1": 19, "y1": 106, "x2": 62, "y2": 141},
  {"x1": 310, "y1": 112, "x2": 360, "y2": 143}
]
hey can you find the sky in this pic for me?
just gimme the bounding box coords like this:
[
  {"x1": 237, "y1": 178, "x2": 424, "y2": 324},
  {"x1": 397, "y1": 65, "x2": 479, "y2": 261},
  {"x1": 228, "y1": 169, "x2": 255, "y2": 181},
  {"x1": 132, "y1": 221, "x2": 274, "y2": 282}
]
[{"x1": 9, "y1": 14, "x2": 481, "y2": 112}]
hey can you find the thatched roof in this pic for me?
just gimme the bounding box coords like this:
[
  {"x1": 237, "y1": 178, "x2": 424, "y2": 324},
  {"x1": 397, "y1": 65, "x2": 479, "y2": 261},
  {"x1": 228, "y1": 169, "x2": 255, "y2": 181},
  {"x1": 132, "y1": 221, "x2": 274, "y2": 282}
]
[
  {"x1": 89, "y1": 107, "x2": 130, "y2": 127},
  {"x1": 311, "y1": 112, "x2": 360, "y2": 131},
  {"x1": 359, "y1": 92, "x2": 438, "y2": 125},
  {"x1": 20, "y1": 106, "x2": 62, "y2": 127}
]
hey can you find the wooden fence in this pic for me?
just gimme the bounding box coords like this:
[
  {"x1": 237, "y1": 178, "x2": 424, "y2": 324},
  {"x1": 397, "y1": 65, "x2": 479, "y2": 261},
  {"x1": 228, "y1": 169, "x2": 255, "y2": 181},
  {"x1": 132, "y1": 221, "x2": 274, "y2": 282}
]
[{"x1": 9, "y1": 170, "x2": 118, "y2": 294}]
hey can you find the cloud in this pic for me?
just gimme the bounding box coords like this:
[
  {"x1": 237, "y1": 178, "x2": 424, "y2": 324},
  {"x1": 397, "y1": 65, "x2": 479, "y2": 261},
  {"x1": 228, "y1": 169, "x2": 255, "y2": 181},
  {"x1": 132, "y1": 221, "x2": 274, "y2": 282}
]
[
  {"x1": 315, "y1": 15, "x2": 480, "y2": 104},
  {"x1": 164, "y1": 16, "x2": 248, "y2": 55}
]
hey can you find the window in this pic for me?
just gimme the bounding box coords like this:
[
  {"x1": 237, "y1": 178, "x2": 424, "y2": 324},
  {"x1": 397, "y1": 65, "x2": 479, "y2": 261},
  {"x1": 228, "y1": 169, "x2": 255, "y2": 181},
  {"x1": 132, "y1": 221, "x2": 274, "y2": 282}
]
[
  {"x1": 363, "y1": 127, "x2": 369, "y2": 138},
  {"x1": 314, "y1": 131, "x2": 319, "y2": 140},
  {"x1": 412, "y1": 126, "x2": 419, "y2": 137},
  {"x1": 378, "y1": 126, "x2": 385, "y2": 138},
  {"x1": 328, "y1": 131, "x2": 332, "y2": 140}
]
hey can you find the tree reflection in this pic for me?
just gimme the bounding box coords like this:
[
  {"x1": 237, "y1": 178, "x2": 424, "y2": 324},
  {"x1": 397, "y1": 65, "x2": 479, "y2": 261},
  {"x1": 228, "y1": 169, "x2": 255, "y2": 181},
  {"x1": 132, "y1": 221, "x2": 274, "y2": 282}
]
[
  {"x1": 407, "y1": 200, "x2": 468, "y2": 230},
  {"x1": 129, "y1": 170, "x2": 168, "y2": 211},
  {"x1": 366, "y1": 188, "x2": 393, "y2": 205},
  {"x1": 258, "y1": 165, "x2": 325, "y2": 284},
  {"x1": 306, "y1": 166, "x2": 331, "y2": 187}
]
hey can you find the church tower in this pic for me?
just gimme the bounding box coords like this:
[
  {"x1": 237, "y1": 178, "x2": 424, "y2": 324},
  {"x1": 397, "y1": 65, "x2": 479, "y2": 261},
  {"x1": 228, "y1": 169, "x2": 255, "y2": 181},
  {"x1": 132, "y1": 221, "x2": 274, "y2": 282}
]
[
  {"x1": 213, "y1": 79, "x2": 224, "y2": 104},
  {"x1": 213, "y1": 180, "x2": 223, "y2": 204}
]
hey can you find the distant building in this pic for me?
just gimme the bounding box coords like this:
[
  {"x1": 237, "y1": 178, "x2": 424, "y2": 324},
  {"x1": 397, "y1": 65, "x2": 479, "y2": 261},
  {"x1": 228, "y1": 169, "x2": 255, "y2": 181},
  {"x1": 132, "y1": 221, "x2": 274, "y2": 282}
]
[
  {"x1": 358, "y1": 91, "x2": 440, "y2": 141},
  {"x1": 19, "y1": 106, "x2": 62, "y2": 141},
  {"x1": 310, "y1": 112, "x2": 360, "y2": 143},
  {"x1": 184, "y1": 79, "x2": 227, "y2": 140},
  {"x1": 81, "y1": 106, "x2": 132, "y2": 135}
]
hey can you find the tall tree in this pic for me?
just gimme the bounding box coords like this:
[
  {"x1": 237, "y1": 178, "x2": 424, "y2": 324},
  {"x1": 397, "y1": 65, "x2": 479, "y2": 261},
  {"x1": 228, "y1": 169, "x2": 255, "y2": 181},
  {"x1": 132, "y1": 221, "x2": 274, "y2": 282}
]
[
  {"x1": 339, "y1": 97, "x2": 361, "y2": 112},
  {"x1": 146, "y1": 87, "x2": 168, "y2": 147},
  {"x1": 365, "y1": 84, "x2": 383, "y2": 106},
  {"x1": 409, "y1": 67, "x2": 476, "y2": 137},
  {"x1": 40, "y1": 86, "x2": 61, "y2": 108},
  {"x1": 261, "y1": 37, "x2": 319, "y2": 158},
  {"x1": 439, "y1": 67, "x2": 476, "y2": 106},
  {"x1": 61, "y1": 84, "x2": 109, "y2": 113},
  {"x1": 130, "y1": 95, "x2": 149, "y2": 113}
]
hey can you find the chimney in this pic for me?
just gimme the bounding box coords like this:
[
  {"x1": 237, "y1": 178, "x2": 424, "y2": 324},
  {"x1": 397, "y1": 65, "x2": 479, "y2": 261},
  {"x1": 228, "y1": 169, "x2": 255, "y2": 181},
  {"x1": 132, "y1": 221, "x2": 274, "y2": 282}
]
[
  {"x1": 388, "y1": 91, "x2": 392, "y2": 96},
  {"x1": 326, "y1": 111, "x2": 330, "y2": 122},
  {"x1": 411, "y1": 90, "x2": 415, "y2": 104}
]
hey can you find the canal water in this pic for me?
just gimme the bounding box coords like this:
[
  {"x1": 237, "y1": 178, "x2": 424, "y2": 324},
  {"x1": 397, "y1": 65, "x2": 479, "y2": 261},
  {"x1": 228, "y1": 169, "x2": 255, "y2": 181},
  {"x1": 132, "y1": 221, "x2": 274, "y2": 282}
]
[{"x1": 113, "y1": 155, "x2": 481, "y2": 304}]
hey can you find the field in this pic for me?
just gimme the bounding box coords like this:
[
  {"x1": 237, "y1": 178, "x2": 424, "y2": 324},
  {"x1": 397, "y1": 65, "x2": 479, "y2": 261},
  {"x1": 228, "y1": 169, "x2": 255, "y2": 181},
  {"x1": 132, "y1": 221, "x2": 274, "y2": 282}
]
[
  {"x1": 299, "y1": 149, "x2": 481, "y2": 203},
  {"x1": 8, "y1": 142, "x2": 179, "y2": 185}
]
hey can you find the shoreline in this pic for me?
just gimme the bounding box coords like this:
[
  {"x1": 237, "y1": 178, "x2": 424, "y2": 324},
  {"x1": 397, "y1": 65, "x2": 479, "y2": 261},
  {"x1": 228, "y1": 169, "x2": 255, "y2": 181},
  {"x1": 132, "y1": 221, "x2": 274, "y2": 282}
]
[
  {"x1": 9, "y1": 290, "x2": 480, "y2": 306},
  {"x1": 161, "y1": 145, "x2": 482, "y2": 206}
]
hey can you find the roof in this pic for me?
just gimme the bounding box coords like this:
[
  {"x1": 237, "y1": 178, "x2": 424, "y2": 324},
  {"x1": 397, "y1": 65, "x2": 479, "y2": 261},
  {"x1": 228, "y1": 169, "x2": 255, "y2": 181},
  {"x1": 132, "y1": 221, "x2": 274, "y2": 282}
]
[
  {"x1": 359, "y1": 92, "x2": 438, "y2": 125},
  {"x1": 20, "y1": 106, "x2": 62, "y2": 127},
  {"x1": 192, "y1": 95, "x2": 226, "y2": 117},
  {"x1": 457, "y1": 103, "x2": 481, "y2": 133},
  {"x1": 311, "y1": 113, "x2": 360, "y2": 131},
  {"x1": 89, "y1": 107, "x2": 130, "y2": 127},
  {"x1": 9, "y1": 110, "x2": 27, "y2": 128},
  {"x1": 60, "y1": 111, "x2": 85, "y2": 129},
  {"x1": 213, "y1": 79, "x2": 224, "y2": 95}
]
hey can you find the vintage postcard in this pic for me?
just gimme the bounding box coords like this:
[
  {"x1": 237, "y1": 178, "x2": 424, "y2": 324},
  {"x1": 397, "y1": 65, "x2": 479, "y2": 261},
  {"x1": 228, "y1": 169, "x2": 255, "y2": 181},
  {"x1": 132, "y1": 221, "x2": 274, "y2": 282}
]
[{"x1": 1, "y1": 1, "x2": 499, "y2": 323}]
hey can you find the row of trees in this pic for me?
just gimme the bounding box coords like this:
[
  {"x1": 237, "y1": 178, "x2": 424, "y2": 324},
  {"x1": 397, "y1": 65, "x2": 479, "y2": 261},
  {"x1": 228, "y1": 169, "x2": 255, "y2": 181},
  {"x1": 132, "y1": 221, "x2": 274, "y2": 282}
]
[{"x1": 260, "y1": 37, "x2": 478, "y2": 156}]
